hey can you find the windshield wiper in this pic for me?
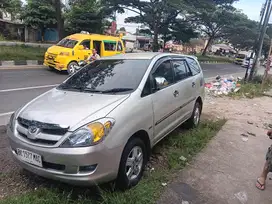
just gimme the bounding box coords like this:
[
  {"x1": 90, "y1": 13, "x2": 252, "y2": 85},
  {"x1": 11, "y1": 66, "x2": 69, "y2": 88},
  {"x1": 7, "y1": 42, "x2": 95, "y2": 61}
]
[
  {"x1": 82, "y1": 88, "x2": 103, "y2": 93},
  {"x1": 58, "y1": 84, "x2": 83, "y2": 91},
  {"x1": 100, "y1": 88, "x2": 133, "y2": 93}
]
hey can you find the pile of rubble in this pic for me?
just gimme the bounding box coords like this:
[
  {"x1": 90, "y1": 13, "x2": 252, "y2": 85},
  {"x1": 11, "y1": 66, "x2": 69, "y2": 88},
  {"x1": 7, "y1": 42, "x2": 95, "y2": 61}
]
[{"x1": 205, "y1": 75, "x2": 242, "y2": 96}]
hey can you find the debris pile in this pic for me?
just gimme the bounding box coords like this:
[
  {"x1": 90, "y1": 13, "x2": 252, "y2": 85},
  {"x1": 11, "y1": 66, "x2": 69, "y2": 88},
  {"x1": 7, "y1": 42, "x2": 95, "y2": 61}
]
[{"x1": 205, "y1": 75, "x2": 242, "y2": 96}]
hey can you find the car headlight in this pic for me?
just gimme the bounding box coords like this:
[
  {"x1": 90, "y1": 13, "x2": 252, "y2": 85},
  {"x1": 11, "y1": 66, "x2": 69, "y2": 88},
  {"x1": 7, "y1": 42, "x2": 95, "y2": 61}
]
[
  {"x1": 60, "y1": 118, "x2": 115, "y2": 148},
  {"x1": 8, "y1": 112, "x2": 15, "y2": 132}
]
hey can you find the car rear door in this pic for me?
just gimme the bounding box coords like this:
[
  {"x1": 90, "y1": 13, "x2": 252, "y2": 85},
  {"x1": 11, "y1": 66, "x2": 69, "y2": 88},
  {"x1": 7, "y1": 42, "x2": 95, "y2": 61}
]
[{"x1": 171, "y1": 58, "x2": 196, "y2": 123}]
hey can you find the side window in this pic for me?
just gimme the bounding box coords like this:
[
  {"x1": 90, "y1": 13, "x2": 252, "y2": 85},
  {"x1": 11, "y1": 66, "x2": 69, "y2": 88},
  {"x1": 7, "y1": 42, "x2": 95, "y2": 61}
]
[
  {"x1": 141, "y1": 76, "x2": 151, "y2": 97},
  {"x1": 173, "y1": 60, "x2": 191, "y2": 81},
  {"x1": 80, "y1": 40, "x2": 91, "y2": 50},
  {"x1": 186, "y1": 58, "x2": 201, "y2": 76},
  {"x1": 117, "y1": 41, "x2": 123, "y2": 51},
  {"x1": 152, "y1": 60, "x2": 174, "y2": 89},
  {"x1": 104, "y1": 41, "x2": 116, "y2": 51}
]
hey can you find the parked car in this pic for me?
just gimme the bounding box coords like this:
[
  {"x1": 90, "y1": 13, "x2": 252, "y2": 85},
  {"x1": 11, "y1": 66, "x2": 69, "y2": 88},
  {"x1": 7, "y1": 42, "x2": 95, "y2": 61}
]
[
  {"x1": 7, "y1": 53, "x2": 205, "y2": 189},
  {"x1": 241, "y1": 57, "x2": 253, "y2": 68}
]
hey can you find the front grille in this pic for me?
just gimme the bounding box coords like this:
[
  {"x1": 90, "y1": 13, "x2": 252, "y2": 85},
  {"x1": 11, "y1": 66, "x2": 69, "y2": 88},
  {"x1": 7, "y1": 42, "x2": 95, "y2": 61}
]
[
  {"x1": 16, "y1": 117, "x2": 69, "y2": 146},
  {"x1": 17, "y1": 131, "x2": 57, "y2": 146},
  {"x1": 17, "y1": 117, "x2": 68, "y2": 135},
  {"x1": 43, "y1": 161, "x2": 65, "y2": 171}
]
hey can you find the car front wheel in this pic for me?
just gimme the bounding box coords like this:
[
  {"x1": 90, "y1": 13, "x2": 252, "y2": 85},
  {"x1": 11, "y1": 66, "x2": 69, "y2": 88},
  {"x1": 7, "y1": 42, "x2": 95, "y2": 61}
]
[
  {"x1": 116, "y1": 138, "x2": 147, "y2": 190},
  {"x1": 67, "y1": 62, "x2": 78, "y2": 75}
]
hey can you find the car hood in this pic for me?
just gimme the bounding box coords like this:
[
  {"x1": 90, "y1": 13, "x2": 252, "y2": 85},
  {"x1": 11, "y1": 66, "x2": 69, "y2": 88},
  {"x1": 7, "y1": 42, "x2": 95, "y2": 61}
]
[{"x1": 19, "y1": 88, "x2": 129, "y2": 129}]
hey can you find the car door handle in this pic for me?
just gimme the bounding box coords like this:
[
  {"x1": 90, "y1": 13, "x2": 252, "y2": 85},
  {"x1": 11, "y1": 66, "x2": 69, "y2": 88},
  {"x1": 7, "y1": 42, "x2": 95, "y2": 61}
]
[
  {"x1": 192, "y1": 82, "x2": 196, "y2": 88},
  {"x1": 173, "y1": 90, "x2": 179, "y2": 97}
]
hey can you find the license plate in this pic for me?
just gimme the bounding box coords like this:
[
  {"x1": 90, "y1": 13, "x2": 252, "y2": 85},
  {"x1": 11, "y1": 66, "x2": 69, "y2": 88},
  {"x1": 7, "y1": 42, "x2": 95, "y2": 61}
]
[{"x1": 16, "y1": 148, "x2": 43, "y2": 167}]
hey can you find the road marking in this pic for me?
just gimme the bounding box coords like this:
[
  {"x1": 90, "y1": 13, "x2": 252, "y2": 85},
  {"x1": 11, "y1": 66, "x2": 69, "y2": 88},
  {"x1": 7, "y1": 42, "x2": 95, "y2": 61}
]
[
  {"x1": 0, "y1": 84, "x2": 59, "y2": 93},
  {"x1": 0, "y1": 111, "x2": 14, "y2": 117}
]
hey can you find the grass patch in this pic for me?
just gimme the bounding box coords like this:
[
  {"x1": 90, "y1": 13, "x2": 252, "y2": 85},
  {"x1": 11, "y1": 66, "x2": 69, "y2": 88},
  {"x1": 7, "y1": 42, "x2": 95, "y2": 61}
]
[
  {"x1": 196, "y1": 55, "x2": 234, "y2": 63},
  {"x1": 229, "y1": 75, "x2": 272, "y2": 99},
  {"x1": 0, "y1": 34, "x2": 6, "y2": 41},
  {"x1": 0, "y1": 45, "x2": 46, "y2": 61},
  {"x1": 0, "y1": 119, "x2": 226, "y2": 204}
]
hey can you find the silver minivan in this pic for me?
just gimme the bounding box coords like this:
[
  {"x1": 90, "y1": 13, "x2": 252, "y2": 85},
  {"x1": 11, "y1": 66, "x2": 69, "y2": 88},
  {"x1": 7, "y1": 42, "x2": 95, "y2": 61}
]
[{"x1": 7, "y1": 53, "x2": 205, "y2": 189}]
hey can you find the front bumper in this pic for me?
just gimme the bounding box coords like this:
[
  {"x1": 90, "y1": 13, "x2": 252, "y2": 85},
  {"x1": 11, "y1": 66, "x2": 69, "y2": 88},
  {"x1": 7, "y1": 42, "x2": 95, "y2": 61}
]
[
  {"x1": 7, "y1": 127, "x2": 121, "y2": 186},
  {"x1": 44, "y1": 60, "x2": 67, "y2": 71}
]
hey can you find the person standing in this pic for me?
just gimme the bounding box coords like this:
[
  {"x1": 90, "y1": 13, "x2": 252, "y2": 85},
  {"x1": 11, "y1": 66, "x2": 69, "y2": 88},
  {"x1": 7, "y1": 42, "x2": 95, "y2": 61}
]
[{"x1": 256, "y1": 129, "x2": 272, "y2": 190}]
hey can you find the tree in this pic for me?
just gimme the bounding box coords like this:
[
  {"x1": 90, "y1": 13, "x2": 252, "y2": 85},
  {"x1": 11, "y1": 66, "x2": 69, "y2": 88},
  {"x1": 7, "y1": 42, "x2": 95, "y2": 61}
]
[
  {"x1": 225, "y1": 17, "x2": 258, "y2": 51},
  {"x1": 53, "y1": 0, "x2": 64, "y2": 40},
  {"x1": 21, "y1": 0, "x2": 57, "y2": 42},
  {"x1": 161, "y1": 19, "x2": 198, "y2": 45},
  {"x1": 108, "y1": 0, "x2": 238, "y2": 52},
  {"x1": 65, "y1": 0, "x2": 119, "y2": 34},
  {"x1": 0, "y1": 0, "x2": 22, "y2": 20},
  {"x1": 192, "y1": 4, "x2": 242, "y2": 56}
]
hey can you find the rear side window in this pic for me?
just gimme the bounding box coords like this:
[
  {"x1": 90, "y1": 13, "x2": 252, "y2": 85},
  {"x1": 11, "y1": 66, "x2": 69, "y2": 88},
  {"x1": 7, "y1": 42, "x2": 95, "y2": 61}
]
[
  {"x1": 104, "y1": 41, "x2": 116, "y2": 51},
  {"x1": 186, "y1": 58, "x2": 201, "y2": 76},
  {"x1": 172, "y1": 60, "x2": 191, "y2": 81}
]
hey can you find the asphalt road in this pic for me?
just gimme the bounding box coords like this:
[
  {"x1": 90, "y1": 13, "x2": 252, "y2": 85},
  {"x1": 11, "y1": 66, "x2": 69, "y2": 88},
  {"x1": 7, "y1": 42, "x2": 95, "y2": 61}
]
[{"x1": 0, "y1": 64, "x2": 245, "y2": 125}]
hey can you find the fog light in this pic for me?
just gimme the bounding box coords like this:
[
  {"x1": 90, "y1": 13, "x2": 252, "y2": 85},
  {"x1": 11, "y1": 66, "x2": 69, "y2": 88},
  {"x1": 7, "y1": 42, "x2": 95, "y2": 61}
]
[{"x1": 79, "y1": 164, "x2": 97, "y2": 173}]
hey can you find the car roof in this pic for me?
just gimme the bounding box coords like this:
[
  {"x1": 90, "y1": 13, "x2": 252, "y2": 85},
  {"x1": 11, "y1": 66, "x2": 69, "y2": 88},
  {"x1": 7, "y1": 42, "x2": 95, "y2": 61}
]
[
  {"x1": 67, "y1": 33, "x2": 121, "y2": 41},
  {"x1": 101, "y1": 52, "x2": 198, "y2": 60}
]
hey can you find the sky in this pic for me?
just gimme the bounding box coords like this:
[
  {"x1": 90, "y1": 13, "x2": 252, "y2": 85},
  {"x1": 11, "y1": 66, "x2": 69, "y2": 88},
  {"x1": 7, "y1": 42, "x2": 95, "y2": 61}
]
[{"x1": 117, "y1": 0, "x2": 265, "y2": 33}]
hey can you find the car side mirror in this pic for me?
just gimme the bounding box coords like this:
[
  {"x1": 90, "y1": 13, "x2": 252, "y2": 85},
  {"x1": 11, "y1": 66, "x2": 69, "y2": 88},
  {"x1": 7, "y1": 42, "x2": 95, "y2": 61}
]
[
  {"x1": 78, "y1": 45, "x2": 84, "y2": 50},
  {"x1": 154, "y1": 76, "x2": 168, "y2": 90}
]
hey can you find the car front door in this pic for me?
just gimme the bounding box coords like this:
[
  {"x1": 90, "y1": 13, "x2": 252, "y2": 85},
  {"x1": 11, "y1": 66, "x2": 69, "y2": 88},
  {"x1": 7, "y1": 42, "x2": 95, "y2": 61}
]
[
  {"x1": 78, "y1": 40, "x2": 92, "y2": 60},
  {"x1": 171, "y1": 58, "x2": 197, "y2": 123},
  {"x1": 150, "y1": 58, "x2": 180, "y2": 143}
]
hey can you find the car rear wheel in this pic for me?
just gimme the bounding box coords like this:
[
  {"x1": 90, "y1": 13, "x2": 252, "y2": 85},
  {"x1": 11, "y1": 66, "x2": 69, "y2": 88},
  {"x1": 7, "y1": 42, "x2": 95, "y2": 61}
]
[
  {"x1": 67, "y1": 62, "x2": 78, "y2": 75},
  {"x1": 116, "y1": 138, "x2": 147, "y2": 190},
  {"x1": 186, "y1": 101, "x2": 201, "y2": 128}
]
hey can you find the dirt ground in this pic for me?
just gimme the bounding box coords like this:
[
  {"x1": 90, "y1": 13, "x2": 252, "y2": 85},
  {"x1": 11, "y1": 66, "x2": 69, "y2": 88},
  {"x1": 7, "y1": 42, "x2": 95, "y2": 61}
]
[
  {"x1": 158, "y1": 95, "x2": 272, "y2": 204},
  {"x1": 1, "y1": 95, "x2": 272, "y2": 201}
]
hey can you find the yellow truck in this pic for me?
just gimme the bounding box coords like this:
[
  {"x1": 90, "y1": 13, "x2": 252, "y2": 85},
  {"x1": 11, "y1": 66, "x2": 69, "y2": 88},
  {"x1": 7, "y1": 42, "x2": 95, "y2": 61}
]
[{"x1": 44, "y1": 33, "x2": 125, "y2": 73}]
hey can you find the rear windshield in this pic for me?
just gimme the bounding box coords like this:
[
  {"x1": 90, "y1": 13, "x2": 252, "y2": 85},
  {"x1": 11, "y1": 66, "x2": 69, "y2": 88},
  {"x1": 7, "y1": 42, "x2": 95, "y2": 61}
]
[
  {"x1": 58, "y1": 59, "x2": 150, "y2": 94},
  {"x1": 57, "y1": 38, "x2": 78, "y2": 48}
]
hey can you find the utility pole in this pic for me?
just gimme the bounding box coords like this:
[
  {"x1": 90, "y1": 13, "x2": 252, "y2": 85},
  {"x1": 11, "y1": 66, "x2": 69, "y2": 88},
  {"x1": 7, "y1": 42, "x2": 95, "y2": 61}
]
[
  {"x1": 261, "y1": 38, "x2": 272, "y2": 90},
  {"x1": 245, "y1": 1, "x2": 267, "y2": 81},
  {"x1": 249, "y1": 0, "x2": 272, "y2": 81}
]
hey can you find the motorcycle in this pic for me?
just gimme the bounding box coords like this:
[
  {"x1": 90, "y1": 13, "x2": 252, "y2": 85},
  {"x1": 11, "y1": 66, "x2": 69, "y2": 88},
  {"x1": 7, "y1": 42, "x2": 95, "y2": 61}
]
[{"x1": 69, "y1": 60, "x2": 88, "y2": 75}]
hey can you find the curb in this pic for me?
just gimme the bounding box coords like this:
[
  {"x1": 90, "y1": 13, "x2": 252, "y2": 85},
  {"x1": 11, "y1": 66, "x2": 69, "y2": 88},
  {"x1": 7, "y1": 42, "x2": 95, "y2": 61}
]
[
  {"x1": 0, "y1": 60, "x2": 44, "y2": 67},
  {"x1": 199, "y1": 61, "x2": 232, "y2": 64}
]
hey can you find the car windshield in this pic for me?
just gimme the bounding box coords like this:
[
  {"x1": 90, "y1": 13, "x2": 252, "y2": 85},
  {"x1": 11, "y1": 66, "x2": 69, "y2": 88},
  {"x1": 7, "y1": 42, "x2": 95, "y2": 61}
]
[
  {"x1": 237, "y1": 54, "x2": 246, "y2": 59},
  {"x1": 58, "y1": 59, "x2": 150, "y2": 94},
  {"x1": 57, "y1": 38, "x2": 78, "y2": 48}
]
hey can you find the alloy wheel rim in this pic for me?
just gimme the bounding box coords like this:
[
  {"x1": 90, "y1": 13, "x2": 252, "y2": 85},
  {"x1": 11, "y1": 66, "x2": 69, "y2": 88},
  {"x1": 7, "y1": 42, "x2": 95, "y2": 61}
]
[
  {"x1": 194, "y1": 107, "x2": 200, "y2": 126},
  {"x1": 125, "y1": 146, "x2": 143, "y2": 181},
  {"x1": 69, "y1": 65, "x2": 75, "y2": 74}
]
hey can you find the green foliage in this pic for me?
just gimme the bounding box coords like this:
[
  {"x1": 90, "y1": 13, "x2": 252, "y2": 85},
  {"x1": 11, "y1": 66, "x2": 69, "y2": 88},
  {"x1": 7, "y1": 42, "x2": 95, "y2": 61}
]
[
  {"x1": 65, "y1": 0, "x2": 118, "y2": 34},
  {"x1": 0, "y1": 45, "x2": 46, "y2": 61},
  {"x1": 21, "y1": 0, "x2": 57, "y2": 40},
  {"x1": 0, "y1": 0, "x2": 22, "y2": 19}
]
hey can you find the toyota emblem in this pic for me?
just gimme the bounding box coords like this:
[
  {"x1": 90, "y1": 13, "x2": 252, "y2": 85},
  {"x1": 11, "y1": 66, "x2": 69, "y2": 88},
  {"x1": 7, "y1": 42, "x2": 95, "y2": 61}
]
[{"x1": 27, "y1": 125, "x2": 40, "y2": 139}]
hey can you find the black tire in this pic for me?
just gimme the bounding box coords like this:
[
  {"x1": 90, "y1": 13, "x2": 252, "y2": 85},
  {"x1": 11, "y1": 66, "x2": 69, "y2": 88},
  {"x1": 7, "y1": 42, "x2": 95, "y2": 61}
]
[
  {"x1": 116, "y1": 138, "x2": 147, "y2": 190},
  {"x1": 185, "y1": 102, "x2": 202, "y2": 129},
  {"x1": 48, "y1": 66, "x2": 54, "y2": 71},
  {"x1": 67, "y1": 61, "x2": 78, "y2": 75}
]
